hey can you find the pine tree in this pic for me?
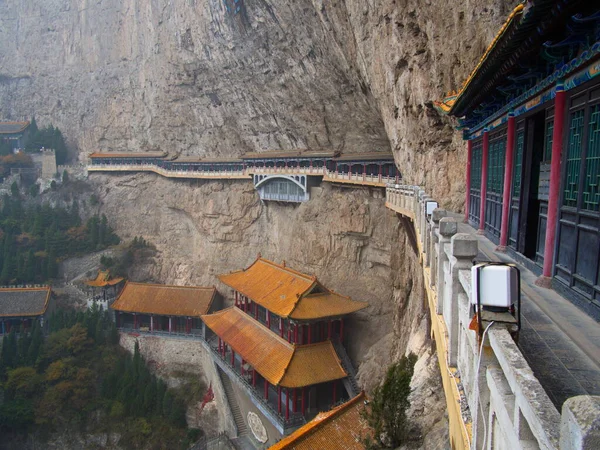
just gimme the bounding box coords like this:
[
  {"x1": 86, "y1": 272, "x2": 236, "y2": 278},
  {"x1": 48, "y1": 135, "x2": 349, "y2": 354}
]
[
  {"x1": 109, "y1": 322, "x2": 120, "y2": 345},
  {"x1": 162, "y1": 390, "x2": 173, "y2": 417},
  {"x1": 10, "y1": 181, "x2": 18, "y2": 197},
  {"x1": 94, "y1": 316, "x2": 104, "y2": 344},
  {"x1": 46, "y1": 250, "x2": 57, "y2": 279},
  {"x1": 27, "y1": 321, "x2": 43, "y2": 365},
  {"x1": 169, "y1": 397, "x2": 187, "y2": 427}
]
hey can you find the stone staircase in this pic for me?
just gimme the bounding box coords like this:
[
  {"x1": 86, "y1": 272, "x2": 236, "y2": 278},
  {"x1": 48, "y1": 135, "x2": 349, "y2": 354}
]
[
  {"x1": 332, "y1": 340, "x2": 361, "y2": 398},
  {"x1": 217, "y1": 368, "x2": 249, "y2": 442}
]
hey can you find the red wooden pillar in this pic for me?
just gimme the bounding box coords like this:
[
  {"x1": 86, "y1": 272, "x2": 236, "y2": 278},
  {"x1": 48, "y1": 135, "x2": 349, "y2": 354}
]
[
  {"x1": 278, "y1": 387, "x2": 282, "y2": 414},
  {"x1": 280, "y1": 317, "x2": 284, "y2": 338},
  {"x1": 150, "y1": 315, "x2": 154, "y2": 332},
  {"x1": 540, "y1": 85, "x2": 567, "y2": 283},
  {"x1": 252, "y1": 370, "x2": 256, "y2": 387},
  {"x1": 168, "y1": 317, "x2": 172, "y2": 333},
  {"x1": 234, "y1": 291, "x2": 239, "y2": 307},
  {"x1": 231, "y1": 350, "x2": 235, "y2": 366},
  {"x1": 301, "y1": 387, "x2": 306, "y2": 415},
  {"x1": 339, "y1": 318, "x2": 344, "y2": 342},
  {"x1": 218, "y1": 337, "x2": 222, "y2": 353},
  {"x1": 264, "y1": 380, "x2": 268, "y2": 400},
  {"x1": 328, "y1": 320, "x2": 332, "y2": 339},
  {"x1": 465, "y1": 140, "x2": 473, "y2": 222},
  {"x1": 133, "y1": 314, "x2": 137, "y2": 329},
  {"x1": 293, "y1": 389, "x2": 297, "y2": 413},
  {"x1": 255, "y1": 303, "x2": 258, "y2": 320},
  {"x1": 241, "y1": 359, "x2": 245, "y2": 376},
  {"x1": 187, "y1": 318, "x2": 191, "y2": 334},
  {"x1": 498, "y1": 114, "x2": 516, "y2": 250},
  {"x1": 478, "y1": 129, "x2": 490, "y2": 233},
  {"x1": 288, "y1": 326, "x2": 292, "y2": 342},
  {"x1": 307, "y1": 324, "x2": 312, "y2": 344},
  {"x1": 286, "y1": 389, "x2": 290, "y2": 420},
  {"x1": 267, "y1": 311, "x2": 271, "y2": 329},
  {"x1": 294, "y1": 324, "x2": 298, "y2": 343},
  {"x1": 378, "y1": 164, "x2": 382, "y2": 182},
  {"x1": 363, "y1": 163, "x2": 366, "y2": 180}
]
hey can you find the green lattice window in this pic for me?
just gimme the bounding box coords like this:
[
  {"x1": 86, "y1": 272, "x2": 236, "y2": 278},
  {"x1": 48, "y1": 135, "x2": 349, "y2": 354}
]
[
  {"x1": 564, "y1": 110, "x2": 585, "y2": 207},
  {"x1": 471, "y1": 141, "x2": 482, "y2": 190},
  {"x1": 512, "y1": 129, "x2": 525, "y2": 197},
  {"x1": 543, "y1": 121, "x2": 554, "y2": 162},
  {"x1": 487, "y1": 136, "x2": 506, "y2": 195},
  {"x1": 583, "y1": 105, "x2": 600, "y2": 211}
]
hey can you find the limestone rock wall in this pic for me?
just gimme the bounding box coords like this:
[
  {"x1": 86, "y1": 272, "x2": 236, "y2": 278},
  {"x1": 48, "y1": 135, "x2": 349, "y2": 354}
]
[{"x1": 0, "y1": 0, "x2": 388, "y2": 157}]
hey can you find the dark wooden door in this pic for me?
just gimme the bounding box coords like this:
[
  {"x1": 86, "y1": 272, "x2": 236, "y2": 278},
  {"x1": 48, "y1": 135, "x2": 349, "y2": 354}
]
[
  {"x1": 469, "y1": 138, "x2": 483, "y2": 227},
  {"x1": 556, "y1": 83, "x2": 600, "y2": 310},
  {"x1": 484, "y1": 129, "x2": 507, "y2": 241}
]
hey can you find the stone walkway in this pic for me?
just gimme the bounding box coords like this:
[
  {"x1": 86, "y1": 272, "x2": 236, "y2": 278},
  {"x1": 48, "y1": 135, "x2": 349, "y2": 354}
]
[{"x1": 455, "y1": 218, "x2": 600, "y2": 408}]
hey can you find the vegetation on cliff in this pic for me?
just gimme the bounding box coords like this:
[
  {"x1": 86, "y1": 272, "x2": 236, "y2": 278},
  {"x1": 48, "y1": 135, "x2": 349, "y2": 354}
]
[
  {"x1": 363, "y1": 353, "x2": 418, "y2": 448},
  {"x1": 0, "y1": 189, "x2": 119, "y2": 285},
  {"x1": 0, "y1": 305, "x2": 198, "y2": 448}
]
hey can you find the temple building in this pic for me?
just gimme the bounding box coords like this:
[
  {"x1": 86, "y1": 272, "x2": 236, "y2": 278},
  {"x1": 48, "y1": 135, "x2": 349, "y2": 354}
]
[
  {"x1": 201, "y1": 257, "x2": 367, "y2": 438},
  {"x1": 111, "y1": 282, "x2": 219, "y2": 337},
  {"x1": 435, "y1": 0, "x2": 600, "y2": 319},
  {"x1": 0, "y1": 286, "x2": 53, "y2": 334},
  {"x1": 0, "y1": 121, "x2": 30, "y2": 150},
  {"x1": 269, "y1": 393, "x2": 372, "y2": 450},
  {"x1": 85, "y1": 269, "x2": 125, "y2": 309}
]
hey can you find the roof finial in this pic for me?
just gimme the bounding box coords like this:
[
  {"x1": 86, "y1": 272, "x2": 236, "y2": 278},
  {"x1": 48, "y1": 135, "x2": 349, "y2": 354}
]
[
  {"x1": 282, "y1": 260, "x2": 286, "y2": 267},
  {"x1": 257, "y1": 252, "x2": 262, "y2": 259}
]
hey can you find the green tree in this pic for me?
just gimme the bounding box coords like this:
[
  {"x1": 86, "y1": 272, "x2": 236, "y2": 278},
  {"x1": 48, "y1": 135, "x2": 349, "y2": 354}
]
[
  {"x1": 46, "y1": 250, "x2": 58, "y2": 279},
  {"x1": 29, "y1": 184, "x2": 39, "y2": 198},
  {"x1": 10, "y1": 181, "x2": 19, "y2": 197},
  {"x1": 62, "y1": 169, "x2": 69, "y2": 184},
  {"x1": 363, "y1": 353, "x2": 417, "y2": 448}
]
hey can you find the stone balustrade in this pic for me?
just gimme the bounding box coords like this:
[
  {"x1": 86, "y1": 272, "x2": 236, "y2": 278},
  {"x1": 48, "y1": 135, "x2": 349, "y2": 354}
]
[
  {"x1": 385, "y1": 184, "x2": 600, "y2": 450},
  {"x1": 88, "y1": 160, "x2": 399, "y2": 187}
]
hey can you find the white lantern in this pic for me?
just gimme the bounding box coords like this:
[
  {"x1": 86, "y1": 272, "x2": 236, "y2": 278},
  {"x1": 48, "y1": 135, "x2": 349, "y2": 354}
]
[{"x1": 471, "y1": 263, "x2": 519, "y2": 309}]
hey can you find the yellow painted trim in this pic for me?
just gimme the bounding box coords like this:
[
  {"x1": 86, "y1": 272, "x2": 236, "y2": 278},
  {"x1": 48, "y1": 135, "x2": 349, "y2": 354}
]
[
  {"x1": 415, "y1": 229, "x2": 471, "y2": 449},
  {"x1": 436, "y1": 3, "x2": 525, "y2": 113}
]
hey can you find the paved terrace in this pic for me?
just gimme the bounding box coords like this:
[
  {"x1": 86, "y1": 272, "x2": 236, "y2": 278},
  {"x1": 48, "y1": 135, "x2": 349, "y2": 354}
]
[{"x1": 386, "y1": 185, "x2": 600, "y2": 450}]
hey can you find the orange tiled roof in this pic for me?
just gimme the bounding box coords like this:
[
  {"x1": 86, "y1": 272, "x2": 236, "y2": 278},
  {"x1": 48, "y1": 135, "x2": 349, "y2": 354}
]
[
  {"x1": 202, "y1": 307, "x2": 347, "y2": 387},
  {"x1": 85, "y1": 270, "x2": 124, "y2": 287},
  {"x1": 219, "y1": 258, "x2": 368, "y2": 320},
  {"x1": 218, "y1": 258, "x2": 316, "y2": 318},
  {"x1": 269, "y1": 393, "x2": 372, "y2": 450},
  {"x1": 289, "y1": 292, "x2": 367, "y2": 320},
  {"x1": 203, "y1": 306, "x2": 293, "y2": 384},
  {"x1": 279, "y1": 341, "x2": 347, "y2": 388},
  {"x1": 111, "y1": 282, "x2": 216, "y2": 317}
]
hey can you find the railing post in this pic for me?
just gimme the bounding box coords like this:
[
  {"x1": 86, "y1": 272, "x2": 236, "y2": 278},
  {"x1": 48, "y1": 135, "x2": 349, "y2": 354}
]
[
  {"x1": 445, "y1": 233, "x2": 478, "y2": 366},
  {"x1": 428, "y1": 209, "x2": 447, "y2": 284},
  {"x1": 436, "y1": 217, "x2": 458, "y2": 313},
  {"x1": 560, "y1": 395, "x2": 600, "y2": 450}
]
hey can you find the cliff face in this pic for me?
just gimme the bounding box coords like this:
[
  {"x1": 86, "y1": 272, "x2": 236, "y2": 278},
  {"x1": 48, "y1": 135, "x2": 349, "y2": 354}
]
[
  {"x1": 0, "y1": 0, "x2": 388, "y2": 157},
  {"x1": 1, "y1": 0, "x2": 519, "y2": 445}
]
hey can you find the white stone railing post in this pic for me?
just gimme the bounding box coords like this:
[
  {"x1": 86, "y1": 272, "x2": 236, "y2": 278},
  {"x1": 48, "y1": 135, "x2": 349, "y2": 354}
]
[
  {"x1": 444, "y1": 233, "x2": 478, "y2": 366},
  {"x1": 428, "y1": 208, "x2": 446, "y2": 272},
  {"x1": 436, "y1": 217, "x2": 457, "y2": 313},
  {"x1": 560, "y1": 396, "x2": 600, "y2": 450}
]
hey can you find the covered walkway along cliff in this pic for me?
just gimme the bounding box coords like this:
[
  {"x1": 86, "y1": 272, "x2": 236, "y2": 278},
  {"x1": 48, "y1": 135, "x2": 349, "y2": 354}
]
[{"x1": 387, "y1": 184, "x2": 600, "y2": 450}]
